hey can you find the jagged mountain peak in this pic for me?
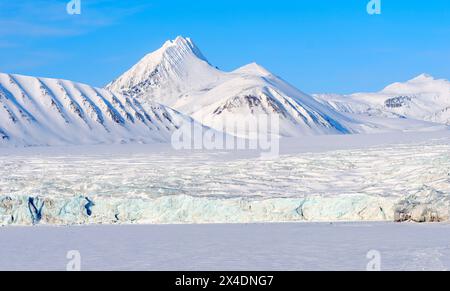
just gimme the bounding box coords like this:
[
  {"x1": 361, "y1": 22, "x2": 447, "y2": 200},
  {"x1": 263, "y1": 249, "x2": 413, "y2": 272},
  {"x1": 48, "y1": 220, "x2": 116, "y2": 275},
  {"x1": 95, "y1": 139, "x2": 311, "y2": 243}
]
[
  {"x1": 106, "y1": 36, "x2": 222, "y2": 106},
  {"x1": 160, "y1": 36, "x2": 206, "y2": 60},
  {"x1": 108, "y1": 36, "x2": 209, "y2": 87}
]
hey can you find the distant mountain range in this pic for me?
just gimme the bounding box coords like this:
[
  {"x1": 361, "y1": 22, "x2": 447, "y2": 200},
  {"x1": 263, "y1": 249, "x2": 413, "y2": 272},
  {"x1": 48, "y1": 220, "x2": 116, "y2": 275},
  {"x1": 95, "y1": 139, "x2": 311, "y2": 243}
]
[
  {"x1": 0, "y1": 36, "x2": 448, "y2": 146},
  {"x1": 107, "y1": 36, "x2": 447, "y2": 137},
  {"x1": 313, "y1": 73, "x2": 450, "y2": 125}
]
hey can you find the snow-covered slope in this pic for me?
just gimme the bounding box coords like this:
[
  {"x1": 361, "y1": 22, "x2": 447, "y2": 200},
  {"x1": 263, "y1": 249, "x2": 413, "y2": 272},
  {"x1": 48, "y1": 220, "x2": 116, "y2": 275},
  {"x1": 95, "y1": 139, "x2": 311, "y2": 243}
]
[
  {"x1": 0, "y1": 73, "x2": 188, "y2": 147},
  {"x1": 314, "y1": 74, "x2": 450, "y2": 125},
  {"x1": 107, "y1": 36, "x2": 368, "y2": 137}
]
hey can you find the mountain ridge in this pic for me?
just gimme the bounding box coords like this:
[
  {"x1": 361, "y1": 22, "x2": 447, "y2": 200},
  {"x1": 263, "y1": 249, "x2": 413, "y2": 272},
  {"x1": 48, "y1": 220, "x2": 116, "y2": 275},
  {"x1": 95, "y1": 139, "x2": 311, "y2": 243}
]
[
  {"x1": 314, "y1": 74, "x2": 450, "y2": 125},
  {"x1": 0, "y1": 72, "x2": 190, "y2": 147}
]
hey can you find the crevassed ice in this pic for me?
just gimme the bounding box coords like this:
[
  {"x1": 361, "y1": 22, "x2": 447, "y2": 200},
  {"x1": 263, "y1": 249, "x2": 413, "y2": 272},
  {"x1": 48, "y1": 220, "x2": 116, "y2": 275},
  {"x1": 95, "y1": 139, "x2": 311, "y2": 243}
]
[{"x1": 1, "y1": 142, "x2": 449, "y2": 225}]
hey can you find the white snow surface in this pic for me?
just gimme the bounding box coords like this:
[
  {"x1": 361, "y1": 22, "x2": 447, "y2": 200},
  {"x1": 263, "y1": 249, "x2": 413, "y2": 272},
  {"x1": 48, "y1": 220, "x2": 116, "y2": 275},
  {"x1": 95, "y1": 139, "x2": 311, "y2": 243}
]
[
  {"x1": 1, "y1": 132, "x2": 449, "y2": 226},
  {"x1": 1, "y1": 222, "x2": 450, "y2": 271},
  {"x1": 0, "y1": 72, "x2": 191, "y2": 147}
]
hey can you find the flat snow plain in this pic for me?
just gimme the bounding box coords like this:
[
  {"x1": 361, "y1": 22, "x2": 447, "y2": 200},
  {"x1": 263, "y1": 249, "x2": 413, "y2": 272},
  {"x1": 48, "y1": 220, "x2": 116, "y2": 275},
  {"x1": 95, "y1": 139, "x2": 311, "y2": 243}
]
[{"x1": 1, "y1": 223, "x2": 450, "y2": 271}]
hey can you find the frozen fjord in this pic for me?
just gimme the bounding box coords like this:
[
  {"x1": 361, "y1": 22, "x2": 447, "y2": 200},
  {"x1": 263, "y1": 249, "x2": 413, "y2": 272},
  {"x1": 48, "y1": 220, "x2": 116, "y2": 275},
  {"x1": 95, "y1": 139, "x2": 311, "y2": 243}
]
[{"x1": 1, "y1": 222, "x2": 450, "y2": 271}]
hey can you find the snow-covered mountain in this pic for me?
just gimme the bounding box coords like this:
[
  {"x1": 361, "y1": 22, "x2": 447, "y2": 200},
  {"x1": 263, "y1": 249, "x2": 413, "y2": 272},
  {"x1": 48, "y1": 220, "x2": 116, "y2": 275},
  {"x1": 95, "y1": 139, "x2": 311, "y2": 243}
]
[
  {"x1": 3, "y1": 37, "x2": 444, "y2": 147},
  {"x1": 107, "y1": 36, "x2": 368, "y2": 137},
  {"x1": 0, "y1": 73, "x2": 188, "y2": 147},
  {"x1": 314, "y1": 74, "x2": 450, "y2": 125}
]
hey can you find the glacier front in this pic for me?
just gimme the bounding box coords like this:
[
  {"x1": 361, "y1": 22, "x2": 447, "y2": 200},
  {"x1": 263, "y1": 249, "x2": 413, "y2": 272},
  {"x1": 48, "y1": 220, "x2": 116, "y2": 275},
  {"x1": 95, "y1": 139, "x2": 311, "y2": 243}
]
[{"x1": 1, "y1": 135, "x2": 449, "y2": 226}]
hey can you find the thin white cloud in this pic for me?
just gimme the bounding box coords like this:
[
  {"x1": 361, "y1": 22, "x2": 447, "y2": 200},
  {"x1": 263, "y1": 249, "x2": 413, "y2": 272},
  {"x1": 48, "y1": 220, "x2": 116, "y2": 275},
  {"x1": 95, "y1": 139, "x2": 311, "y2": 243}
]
[
  {"x1": 0, "y1": 20, "x2": 80, "y2": 37},
  {"x1": 0, "y1": 49, "x2": 70, "y2": 73},
  {"x1": 0, "y1": 40, "x2": 17, "y2": 48},
  {"x1": 0, "y1": 0, "x2": 151, "y2": 38}
]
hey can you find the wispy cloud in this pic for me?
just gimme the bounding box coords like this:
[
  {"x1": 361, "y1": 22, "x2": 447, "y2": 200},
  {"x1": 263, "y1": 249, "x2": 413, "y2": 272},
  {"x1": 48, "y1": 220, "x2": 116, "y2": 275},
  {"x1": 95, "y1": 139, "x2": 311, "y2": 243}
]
[
  {"x1": 0, "y1": 50, "x2": 71, "y2": 73},
  {"x1": 0, "y1": 0, "x2": 151, "y2": 74},
  {"x1": 0, "y1": 19, "x2": 79, "y2": 37},
  {"x1": 0, "y1": 40, "x2": 17, "y2": 48},
  {"x1": 0, "y1": 0, "x2": 150, "y2": 38}
]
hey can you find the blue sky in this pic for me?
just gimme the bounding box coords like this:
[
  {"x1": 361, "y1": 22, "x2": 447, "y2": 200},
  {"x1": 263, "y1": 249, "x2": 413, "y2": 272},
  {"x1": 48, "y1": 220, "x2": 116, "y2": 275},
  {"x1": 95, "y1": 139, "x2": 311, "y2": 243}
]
[{"x1": 0, "y1": 0, "x2": 449, "y2": 93}]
